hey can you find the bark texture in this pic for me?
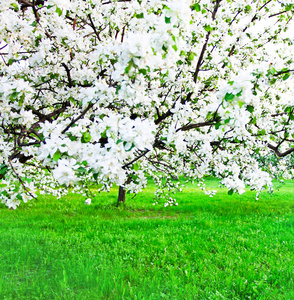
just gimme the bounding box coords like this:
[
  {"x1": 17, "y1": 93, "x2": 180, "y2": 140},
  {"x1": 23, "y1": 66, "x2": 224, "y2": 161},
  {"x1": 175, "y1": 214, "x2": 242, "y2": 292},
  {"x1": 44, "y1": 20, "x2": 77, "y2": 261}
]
[{"x1": 118, "y1": 186, "x2": 126, "y2": 204}]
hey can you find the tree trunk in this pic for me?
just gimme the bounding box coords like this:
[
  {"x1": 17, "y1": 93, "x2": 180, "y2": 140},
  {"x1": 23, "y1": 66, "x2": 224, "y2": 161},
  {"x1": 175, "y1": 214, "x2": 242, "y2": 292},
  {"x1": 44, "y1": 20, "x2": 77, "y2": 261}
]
[{"x1": 118, "y1": 186, "x2": 126, "y2": 205}]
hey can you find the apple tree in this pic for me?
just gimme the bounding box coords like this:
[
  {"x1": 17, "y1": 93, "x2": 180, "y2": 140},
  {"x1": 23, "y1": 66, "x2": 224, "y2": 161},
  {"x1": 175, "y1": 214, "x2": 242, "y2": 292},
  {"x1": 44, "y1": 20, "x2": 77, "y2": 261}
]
[{"x1": 0, "y1": 0, "x2": 294, "y2": 208}]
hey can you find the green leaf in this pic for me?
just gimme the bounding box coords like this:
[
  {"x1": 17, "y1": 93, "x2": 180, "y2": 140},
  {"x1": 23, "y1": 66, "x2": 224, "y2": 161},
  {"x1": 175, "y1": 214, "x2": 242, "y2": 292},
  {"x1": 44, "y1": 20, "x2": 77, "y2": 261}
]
[
  {"x1": 269, "y1": 66, "x2": 276, "y2": 75},
  {"x1": 236, "y1": 90, "x2": 242, "y2": 97},
  {"x1": 215, "y1": 122, "x2": 221, "y2": 129},
  {"x1": 133, "y1": 163, "x2": 140, "y2": 171},
  {"x1": 8, "y1": 58, "x2": 15, "y2": 66},
  {"x1": 0, "y1": 164, "x2": 8, "y2": 176},
  {"x1": 101, "y1": 130, "x2": 107, "y2": 139},
  {"x1": 18, "y1": 93, "x2": 25, "y2": 106},
  {"x1": 10, "y1": 91, "x2": 20, "y2": 101},
  {"x1": 224, "y1": 93, "x2": 235, "y2": 101},
  {"x1": 228, "y1": 189, "x2": 234, "y2": 195},
  {"x1": 101, "y1": 126, "x2": 110, "y2": 139},
  {"x1": 0, "y1": 190, "x2": 9, "y2": 197},
  {"x1": 50, "y1": 73, "x2": 59, "y2": 80},
  {"x1": 56, "y1": 6, "x2": 62, "y2": 16},
  {"x1": 115, "y1": 85, "x2": 121, "y2": 95},
  {"x1": 247, "y1": 105, "x2": 254, "y2": 113},
  {"x1": 139, "y1": 68, "x2": 147, "y2": 75},
  {"x1": 124, "y1": 61, "x2": 134, "y2": 74},
  {"x1": 257, "y1": 129, "x2": 266, "y2": 136},
  {"x1": 165, "y1": 16, "x2": 171, "y2": 24},
  {"x1": 204, "y1": 25, "x2": 212, "y2": 32},
  {"x1": 30, "y1": 21, "x2": 38, "y2": 27},
  {"x1": 244, "y1": 5, "x2": 251, "y2": 13},
  {"x1": 188, "y1": 53, "x2": 194, "y2": 61},
  {"x1": 172, "y1": 44, "x2": 178, "y2": 51},
  {"x1": 285, "y1": 5, "x2": 292, "y2": 11},
  {"x1": 135, "y1": 12, "x2": 144, "y2": 19},
  {"x1": 10, "y1": 3, "x2": 19, "y2": 11},
  {"x1": 191, "y1": 3, "x2": 201, "y2": 12},
  {"x1": 82, "y1": 132, "x2": 91, "y2": 143},
  {"x1": 77, "y1": 167, "x2": 87, "y2": 174},
  {"x1": 53, "y1": 150, "x2": 61, "y2": 162},
  {"x1": 283, "y1": 73, "x2": 290, "y2": 81},
  {"x1": 238, "y1": 101, "x2": 244, "y2": 108}
]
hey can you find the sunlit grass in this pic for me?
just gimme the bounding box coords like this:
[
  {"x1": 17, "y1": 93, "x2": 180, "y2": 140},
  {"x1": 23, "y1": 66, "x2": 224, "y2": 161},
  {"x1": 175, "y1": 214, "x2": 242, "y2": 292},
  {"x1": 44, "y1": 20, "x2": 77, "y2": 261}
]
[{"x1": 0, "y1": 178, "x2": 294, "y2": 299}]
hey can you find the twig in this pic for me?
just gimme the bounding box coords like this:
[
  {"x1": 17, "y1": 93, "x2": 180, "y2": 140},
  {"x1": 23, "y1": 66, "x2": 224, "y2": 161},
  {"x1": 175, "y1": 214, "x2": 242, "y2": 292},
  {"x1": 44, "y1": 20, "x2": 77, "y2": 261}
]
[
  {"x1": 61, "y1": 103, "x2": 94, "y2": 134},
  {"x1": 8, "y1": 160, "x2": 37, "y2": 199}
]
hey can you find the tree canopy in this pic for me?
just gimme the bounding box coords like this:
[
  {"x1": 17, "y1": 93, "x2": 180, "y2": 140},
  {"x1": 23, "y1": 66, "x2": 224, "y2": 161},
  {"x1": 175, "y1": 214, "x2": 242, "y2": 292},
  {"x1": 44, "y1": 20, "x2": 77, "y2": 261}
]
[{"x1": 0, "y1": 0, "x2": 294, "y2": 208}]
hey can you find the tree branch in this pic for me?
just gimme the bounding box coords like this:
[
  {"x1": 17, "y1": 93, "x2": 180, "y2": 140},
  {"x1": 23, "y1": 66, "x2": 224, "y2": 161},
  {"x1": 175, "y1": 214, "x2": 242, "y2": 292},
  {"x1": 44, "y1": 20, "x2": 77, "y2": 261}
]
[
  {"x1": 176, "y1": 120, "x2": 215, "y2": 132},
  {"x1": 61, "y1": 103, "x2": 94, "y2": 134},
  {"x1": 267, "y1": 143, "x2": 294, "y2": 157},
  {"x1": 61, "y1": 63, "x2": 73, "y2": 88},
  {"x1": 122, "y1": 150, "x2": 150, "y2": 169},
  {"x1": 8, "y1": 160, "x2": 37, "y2": 200},
  {"x1": 88, "y1": 14, "x2": 102, "y2": 42}
]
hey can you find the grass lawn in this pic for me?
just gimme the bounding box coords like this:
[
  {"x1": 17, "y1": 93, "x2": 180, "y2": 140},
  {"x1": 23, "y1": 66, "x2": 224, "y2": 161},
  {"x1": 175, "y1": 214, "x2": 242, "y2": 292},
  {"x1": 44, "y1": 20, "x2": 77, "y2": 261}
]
[{"x1": 0, "y1": 178, "x2": 294, "y2": 299}]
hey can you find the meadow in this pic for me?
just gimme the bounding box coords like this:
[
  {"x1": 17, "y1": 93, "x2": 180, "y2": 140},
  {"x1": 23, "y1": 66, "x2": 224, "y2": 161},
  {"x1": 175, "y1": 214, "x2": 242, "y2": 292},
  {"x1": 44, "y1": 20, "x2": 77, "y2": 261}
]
[{"x1": 0, "y1": 178, "x2": 294, "y2": 300}]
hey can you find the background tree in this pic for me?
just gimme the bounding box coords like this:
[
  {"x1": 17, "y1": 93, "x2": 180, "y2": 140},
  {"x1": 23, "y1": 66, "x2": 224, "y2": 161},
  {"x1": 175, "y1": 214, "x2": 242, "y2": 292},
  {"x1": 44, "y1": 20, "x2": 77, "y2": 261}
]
[{"x1": 0, "y1": 0, "x2": 294, "y2": 208}]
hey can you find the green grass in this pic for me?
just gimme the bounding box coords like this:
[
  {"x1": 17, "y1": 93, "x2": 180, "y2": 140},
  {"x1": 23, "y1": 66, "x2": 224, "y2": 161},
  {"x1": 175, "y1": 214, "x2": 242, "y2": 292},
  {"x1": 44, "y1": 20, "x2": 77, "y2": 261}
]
[{"x1": 1, "y1": 178, "x2": 294, "y2": 299}]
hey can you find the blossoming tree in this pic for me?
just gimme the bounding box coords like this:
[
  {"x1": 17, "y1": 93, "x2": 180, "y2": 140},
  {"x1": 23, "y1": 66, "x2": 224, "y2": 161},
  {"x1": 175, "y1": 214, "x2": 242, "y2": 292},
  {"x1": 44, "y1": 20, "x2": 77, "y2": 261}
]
[{"x1": 0, "y1": 0, "x2": 294, "y2": 208}]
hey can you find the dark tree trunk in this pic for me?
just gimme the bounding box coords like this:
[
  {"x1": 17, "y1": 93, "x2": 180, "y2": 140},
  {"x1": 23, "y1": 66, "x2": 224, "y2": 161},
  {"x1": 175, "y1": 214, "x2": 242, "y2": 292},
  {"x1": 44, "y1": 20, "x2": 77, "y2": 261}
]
[{"x1": 118, "y1": 186, "x2": 126, "y2": 205}]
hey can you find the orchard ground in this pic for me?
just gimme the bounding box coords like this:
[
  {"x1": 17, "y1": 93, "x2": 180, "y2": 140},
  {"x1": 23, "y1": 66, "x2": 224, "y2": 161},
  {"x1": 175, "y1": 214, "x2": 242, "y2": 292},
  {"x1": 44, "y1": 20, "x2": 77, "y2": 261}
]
[{"x1": 1, "y1": 177, "x2": 294, "y2": 300}]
